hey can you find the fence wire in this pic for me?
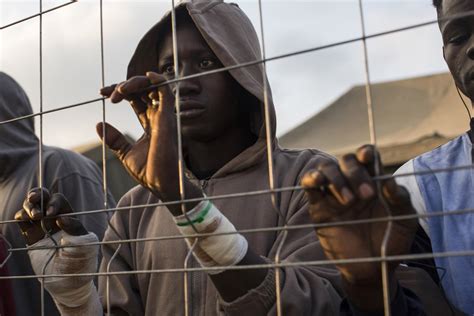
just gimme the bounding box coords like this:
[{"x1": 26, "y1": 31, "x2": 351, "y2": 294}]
[{"x1": 0, "y1": 1, "x2": 473, "y2": 316}]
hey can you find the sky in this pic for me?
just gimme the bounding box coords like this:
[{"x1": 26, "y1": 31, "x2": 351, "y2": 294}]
[{"x1": 0, "y1": 0, "x2": 447, "y2": 149}]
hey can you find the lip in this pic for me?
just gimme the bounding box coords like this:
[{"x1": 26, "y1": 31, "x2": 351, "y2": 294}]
[
  {"x1": 466, "y1": 68, "x2": 474, "y2": 82},
  {"x1": 176, "y1": 99, "x2": 206, "y2": 120}
]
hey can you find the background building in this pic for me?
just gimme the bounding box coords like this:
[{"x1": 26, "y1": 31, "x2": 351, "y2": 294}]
[
  {"x1": 279, "y1": 73, "x2": 470, "y2": 172},
  {"x1": 74, "y1": 136, "x2": 137, "y2": 202}
]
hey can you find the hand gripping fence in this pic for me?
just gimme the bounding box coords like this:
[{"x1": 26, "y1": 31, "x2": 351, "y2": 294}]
[{"x1": 1, "y1": 2, "x2": 474, "y2": 316}]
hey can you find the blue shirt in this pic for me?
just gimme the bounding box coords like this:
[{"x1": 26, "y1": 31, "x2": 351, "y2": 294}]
[{"x1": 397, "y1": 132, "x2": 474, "y2": 315}]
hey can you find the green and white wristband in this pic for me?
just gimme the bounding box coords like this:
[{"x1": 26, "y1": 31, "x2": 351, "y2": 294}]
[{"x1": 173, "y1": 198, "x2": 248, "y2": 273}]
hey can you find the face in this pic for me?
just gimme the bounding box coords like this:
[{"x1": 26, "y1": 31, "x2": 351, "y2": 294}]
[
  {"x1": 157, "y1": 19, "x2": 247, "y2": 142},
  {"x1": 440, "y1": 0, "x2": 474, "y2": 100}
]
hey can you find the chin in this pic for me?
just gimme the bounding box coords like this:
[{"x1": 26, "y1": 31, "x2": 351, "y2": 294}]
[
  {"x1": 463, "y1": 84, "x2": 474, "y2": 102},
  {"x1": 182, "y1": 127, "x2": 216, "y2": 143}
]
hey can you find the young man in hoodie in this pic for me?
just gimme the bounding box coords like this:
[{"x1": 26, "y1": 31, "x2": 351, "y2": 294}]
[
  {"x1": 393, "y1": 0, "x2": 474, "y2": 314},
  {"x1": 0, "y1": 72, "x2": 114, "y2": 315},
  {"x1": 17, "y1": 1, "x2": 449, "y2": 315}
]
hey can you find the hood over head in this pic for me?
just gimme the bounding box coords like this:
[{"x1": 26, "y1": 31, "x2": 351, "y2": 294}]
[
  {"x1": 0, "y1": 72, "x2": 38, "y2": 181},
  {"x1": 127, "y1": 0, "x2": 277, "y2": 177}
]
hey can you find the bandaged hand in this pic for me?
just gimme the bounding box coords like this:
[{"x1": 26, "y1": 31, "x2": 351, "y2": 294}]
[
  {"x1": 173, "y1": 199, "x2": 248, "y2": 274},
  {"x1": 28, "y1": 231, "x2": 101, "y2": 313},
  {"x1": 15, "y1": 188, "x2": 103, "y2": 315}
]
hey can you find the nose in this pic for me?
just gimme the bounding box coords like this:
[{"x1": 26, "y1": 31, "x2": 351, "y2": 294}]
[{"x1": 172, "y1": 63, "x2": 200, "y2": 96}]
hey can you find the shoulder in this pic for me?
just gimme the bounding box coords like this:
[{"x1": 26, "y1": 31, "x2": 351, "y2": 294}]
[
  {"x1": 275, "y1": 146, "x2": 336, "y2": 173},
  {"x1": 413, "y1": 134, "x2": 467, "y2": 169},
  {"x1": 117, "y1": 184, "x2": 152, "y2": 207},
  {"x1": 271, "y1": 147, "x2": 336, "y2": 195},
  {"x1": 43, "y1": 146, "x2": 102, "y2": 182}
]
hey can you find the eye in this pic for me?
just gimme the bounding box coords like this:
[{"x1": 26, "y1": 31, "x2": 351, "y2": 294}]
[
  {"x1": 161, "y1": 63, "x2": 175, "y2": 75},
  {"x1": 448, "y1": 33, "x2": 470, "y2": 45},
  {"x1": 199, "y1": 58, "x2": 216, "y2": 69}
]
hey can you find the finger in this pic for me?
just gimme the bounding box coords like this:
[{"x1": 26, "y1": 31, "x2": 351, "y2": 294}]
[
  {"x1": 96, "y1": 122, "x2": 133, "y2": 161},
  {"x1": 146, "y1": 72, "x2": 174, "y2": 113},
  {"x1": 319, "y1": 162, "x2": 355, "y2": 205},
  {"x1": 24, "y1": 188, "x2": 50, "y2": 220},
  {"x1": 15, "y1": 209, "x2": 44, "y2": 245},
  {"x1": 56, "y1": 217, "x2": 88, "y2": 236},
  {"x1": 131, "y1": 100, "x2": 151, "y2": 134},
  {"x1": 382, "y1": 180, "x2": 414, "y2": 216},
  {"x1": 148, "y1": 91, "x2": 159, "y2": 107},
  {"x1": 118, "y1": 76, "x2": 152, "y2": 98},
  {"x1": 301, "y1": 170, "x2": 328, "y2": 204},
  {"x1": 27, "y1": 187, "x2": 50, "y2": 205},
  {"x1": 100, "y1": 84, "x2": 117, "y2": 98},
  {"x1": 110, "y1": 82, "x2": 128, "y2": 103},
  {"x1": 141, "y1": 94, "x2": 153, "y2": 107},
  {"x1": 340, "y1": 154, "x2": 375, "y2": 201},
  {"x1": 15, "y1": 209, "x2": 33, "y2": 233},
  {"x1": 355, "y1": 145, "x2": 383, "y2": 176},
  {"x1": 46, "y1": 193, "x2": 73, "y2": 217}
]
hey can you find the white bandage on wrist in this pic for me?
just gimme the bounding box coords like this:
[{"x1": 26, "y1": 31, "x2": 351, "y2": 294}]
[
  {"x1": 174, "y1": 199, "x2": 248, "y2": 274},
  {"x1": 28, "y1": 231, "x2": 101, "y2": 310}
]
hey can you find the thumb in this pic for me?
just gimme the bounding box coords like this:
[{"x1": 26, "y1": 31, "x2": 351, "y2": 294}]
[
  {"x1": 96, "y1": 122, "x2": 132, "y2": 161},
  {"x1": 382, "y1": 179, "x2": 414, "y2": 216},
  {"x1": 56, "y1": 217, "x2": 88, "y2": 236}
]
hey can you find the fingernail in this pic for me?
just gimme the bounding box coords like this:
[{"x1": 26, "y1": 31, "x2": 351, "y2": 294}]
[
  {"x1": 59, "y1": 217, "x2": 72, "y2": 226},
  {"x1": 31, "y1": 208, "x2": 40, "y2": 219},
  {"x1": 341, "y1": 187, "x2": 354, "y2": 204},
  {"x1": 359, "y1": 183, "x2": 374, "y2": 199},
  {"x1": 46, "y1": 206, "x2": 54, "y2": 216}
]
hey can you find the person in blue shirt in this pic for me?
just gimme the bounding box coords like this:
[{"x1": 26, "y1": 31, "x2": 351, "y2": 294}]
[{"x1": 394, "y1": 0, "x2": 474, "y2": 314}]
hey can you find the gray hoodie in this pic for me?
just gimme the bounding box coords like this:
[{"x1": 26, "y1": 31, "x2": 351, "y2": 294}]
[
  {"x1": 98, "y1": 1, "x2": 454, "y2": 315},
  {"x1": 0, "y1": 72, "x2": 114, "y2": 316}
]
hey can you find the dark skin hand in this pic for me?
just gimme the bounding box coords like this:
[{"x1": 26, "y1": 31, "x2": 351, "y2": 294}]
[
  {"x1": 97, "y1": 73, "x2": 203, "y2": 215},
  {"x1": 301, "y1": 145, "x2": 417, "y2": 312},
  {"x1": 99, "y1": 72, "x2": 267, "y2": 302},
  {"x1": 15, "y1": 188, "x2": 87, "y2": 246}
]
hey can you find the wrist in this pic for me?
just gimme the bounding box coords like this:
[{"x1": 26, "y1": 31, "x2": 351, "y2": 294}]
[
  {"x1": 342, "y1": 272, "x2": 398, "y2": 312},
  {"x1": 55, "y1": 283, "x2": 102, "y2": 316},
  {"x1": 153, "y1": 179, "x2": 203, "y2": 216},
  {"x1": 173, "y1": 199, "x2": 248, "y2": 273}
]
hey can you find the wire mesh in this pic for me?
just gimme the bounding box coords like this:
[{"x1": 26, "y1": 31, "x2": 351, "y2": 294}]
[{"x1": 0, "y1": 1, "x2": 473, "y2": 316}]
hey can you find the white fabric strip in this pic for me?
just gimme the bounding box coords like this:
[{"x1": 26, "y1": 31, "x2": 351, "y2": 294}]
[
  {"x1": 174, "y1": 199, "x2": 248, "y2": 274},
  {"x1": 28, "y1": 231, "x2": 103, "y2": 315},
  {"x1": 394, "y1": 159, "x2": 430, "y2": 236}
]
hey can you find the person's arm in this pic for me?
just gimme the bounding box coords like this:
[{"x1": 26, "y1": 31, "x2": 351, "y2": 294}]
[
  {"x1": 15, "y1": 189, "x2": 103, "y2": 316},
  {"x1": 301, "y1": 145, "x2": 420, "y2": 314}
]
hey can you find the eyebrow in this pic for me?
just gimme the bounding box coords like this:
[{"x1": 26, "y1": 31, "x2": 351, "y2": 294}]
[
  {"x1": 158, "y1": 47, "x2": 215, "y2": 65},
  {"x1": 441, "y1": 17, "x2": 467, "y2": 34}
]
